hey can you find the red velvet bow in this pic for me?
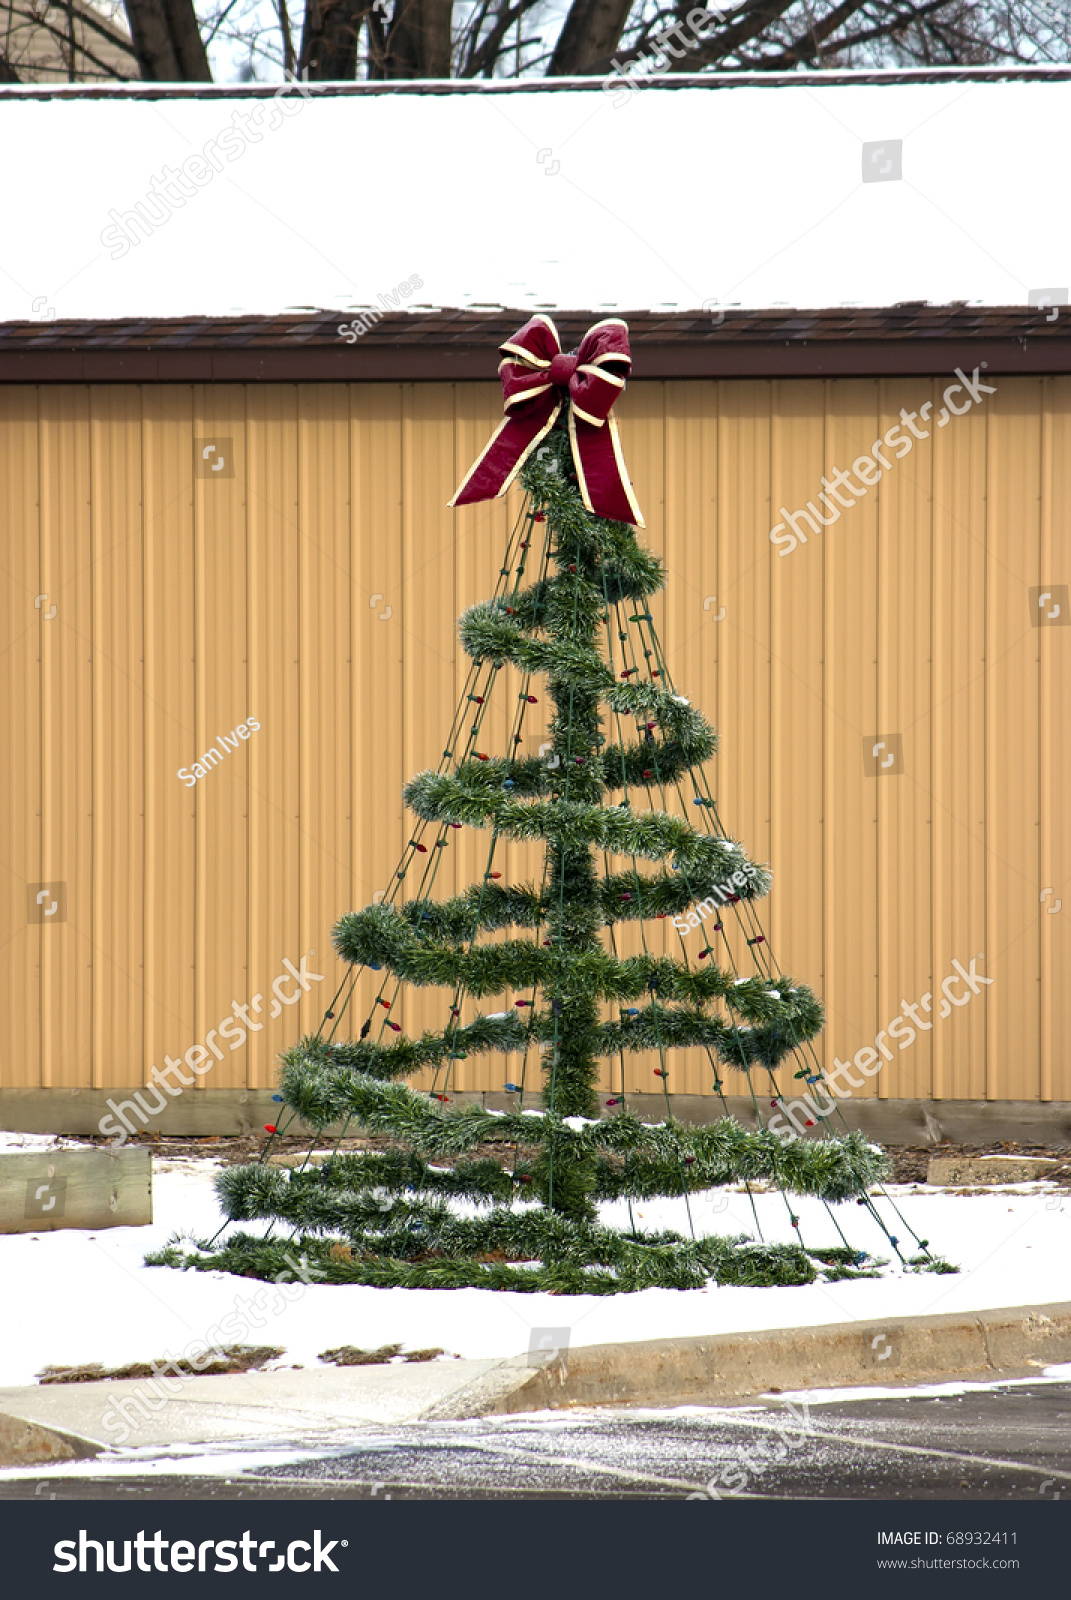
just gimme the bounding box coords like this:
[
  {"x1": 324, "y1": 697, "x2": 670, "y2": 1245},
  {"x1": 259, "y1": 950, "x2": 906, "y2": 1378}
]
[{"x1": 450, "y1": 315, "x2": 644, "y2": 528}]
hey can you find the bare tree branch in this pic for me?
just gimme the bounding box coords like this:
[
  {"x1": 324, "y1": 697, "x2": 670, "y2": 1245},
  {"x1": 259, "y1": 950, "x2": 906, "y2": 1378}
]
[
  {"x1": 6, "y1": 1, "x2": 1071, "y2": 87},
  {"x1": 739, "y1": 0, "x2": 953, "y2": 67},
  {"x1": 2, "y1": 0, "x2": 137, "y2": 76},
  {"x1": 462, "y1": 0, "x2": 539, "y2": 77}
]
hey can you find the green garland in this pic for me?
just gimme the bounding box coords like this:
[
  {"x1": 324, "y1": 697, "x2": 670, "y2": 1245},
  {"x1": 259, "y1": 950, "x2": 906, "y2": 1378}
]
[{"x1": 160, "y1": 423, "x2": 907, "y2": 1290}]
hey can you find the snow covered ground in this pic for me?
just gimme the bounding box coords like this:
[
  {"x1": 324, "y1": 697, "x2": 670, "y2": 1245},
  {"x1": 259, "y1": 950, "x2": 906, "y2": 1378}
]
[{"x1": 1, "y1": 1151, "x2": 1068, "y2": 1389}]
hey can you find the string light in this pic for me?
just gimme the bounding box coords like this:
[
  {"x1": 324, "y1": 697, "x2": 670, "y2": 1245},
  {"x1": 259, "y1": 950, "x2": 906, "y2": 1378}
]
[{"x1": 232, "y1": 443, "x2": 916, "y2": 1295}]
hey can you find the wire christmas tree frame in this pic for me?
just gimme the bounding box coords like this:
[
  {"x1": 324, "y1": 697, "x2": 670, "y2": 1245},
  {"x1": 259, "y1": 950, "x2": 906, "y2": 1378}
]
[{"x1": 154, "y1": 424, "x2": 948, "y2": 1292}]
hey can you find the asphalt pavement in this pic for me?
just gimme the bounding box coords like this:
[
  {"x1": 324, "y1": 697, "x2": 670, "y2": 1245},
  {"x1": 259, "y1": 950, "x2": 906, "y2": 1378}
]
[{"x1": 7, "y1": 1381, "x2": 1071, "y2": 1500}]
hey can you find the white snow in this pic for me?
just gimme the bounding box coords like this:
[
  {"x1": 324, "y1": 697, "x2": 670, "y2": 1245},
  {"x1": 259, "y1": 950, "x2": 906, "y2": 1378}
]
[
  {"x1": 0, "y1": 1445, "x2": 334, "y2": 1483},
  {"x1": 0, "y1": 1131, "x2": 94, "y2": 1153},
  {"x1": 768, "y1": 1366, "x2": 1071, "y2": 1407},
  {"x1": 2, "y1": 77, "x2": 1069, "y2": 321},
  {"x1": 1, "y1": 1158, "x2": 1069, "y2": 1389}
]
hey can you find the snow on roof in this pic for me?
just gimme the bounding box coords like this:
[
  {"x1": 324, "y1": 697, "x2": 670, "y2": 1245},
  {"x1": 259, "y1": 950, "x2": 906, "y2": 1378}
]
[{"x1": 3, "y1": 74, "x2": 1069, "y2": 323}]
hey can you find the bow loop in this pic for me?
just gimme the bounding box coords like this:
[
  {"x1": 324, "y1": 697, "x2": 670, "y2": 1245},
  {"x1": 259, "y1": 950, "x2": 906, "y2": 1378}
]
[{"x1": 449, "y1": 315, "x2": 644, "y2": 528}]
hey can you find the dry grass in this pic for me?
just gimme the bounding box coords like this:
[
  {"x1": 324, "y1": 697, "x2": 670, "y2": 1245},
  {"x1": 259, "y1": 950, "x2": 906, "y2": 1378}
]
[
  {"x1": 317, "y1": 1345, "x2": 448, "y2": 1367},
  {"x1": 37, "y1": 1346, "x2": 284, "y2": 1385}
]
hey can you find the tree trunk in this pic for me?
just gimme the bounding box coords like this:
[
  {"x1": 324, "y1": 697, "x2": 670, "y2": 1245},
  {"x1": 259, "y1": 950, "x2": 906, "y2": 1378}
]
[
  {"x1": 123, "y1": 0, "x2": 211, "y2": 79},
  {"x1": 164, "y1": 0, "x2": 211, "y2": 76},
  {"x1": 300, "y1": 0, "x2": 370, "y2": 78},
  {"x1": 547, "y1": 0, "x2": 632, "y2": 75},
  {"x1": 385, "y1": 0, "x2": 453, "y2": 77}
]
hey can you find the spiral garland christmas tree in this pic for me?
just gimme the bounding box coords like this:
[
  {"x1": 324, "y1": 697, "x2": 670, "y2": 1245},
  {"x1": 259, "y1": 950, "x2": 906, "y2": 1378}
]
[{"x1": 156, "y1": 317, "x2": 946, "y2": 1294}]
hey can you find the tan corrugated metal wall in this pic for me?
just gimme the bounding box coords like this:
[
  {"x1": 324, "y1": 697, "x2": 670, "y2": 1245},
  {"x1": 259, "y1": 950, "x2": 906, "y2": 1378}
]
[{"x1": 2, "y1": 376, "x2": 1068, "y2": 1102}]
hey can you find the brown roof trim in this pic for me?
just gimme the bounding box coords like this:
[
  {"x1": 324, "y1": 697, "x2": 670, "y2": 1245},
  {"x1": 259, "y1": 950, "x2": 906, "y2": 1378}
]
[
  {"x1": 4, "y1": 65, "x2": 1071, "y2": 100},
  {"x1": 3, "y1": 307, "x2": 1071, "y2": 382}
]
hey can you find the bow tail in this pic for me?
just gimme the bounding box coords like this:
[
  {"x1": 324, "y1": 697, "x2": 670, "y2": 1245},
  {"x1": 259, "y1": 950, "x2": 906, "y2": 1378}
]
[
  {"x1": 450, "y1": 402, "x2": 561, "y2": 508},
  {"x1": 569, "y1": 411, "x2": 646, "y2": 529}
]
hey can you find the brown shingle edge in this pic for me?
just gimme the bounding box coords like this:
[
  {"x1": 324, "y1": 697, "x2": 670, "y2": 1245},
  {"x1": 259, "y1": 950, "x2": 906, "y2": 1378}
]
[
  {"x1": 5, "y1": 65, "x2": 1071, "y2": 100},
  {"x1": 2, "y1": 307, "x2": 1070, "y2": 382}
]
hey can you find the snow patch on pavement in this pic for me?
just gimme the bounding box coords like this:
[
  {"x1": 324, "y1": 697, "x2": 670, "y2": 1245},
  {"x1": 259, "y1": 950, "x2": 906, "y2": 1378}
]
[{"x1": 767, "y1": 1365, "x2": 1071, "y2": 1407}]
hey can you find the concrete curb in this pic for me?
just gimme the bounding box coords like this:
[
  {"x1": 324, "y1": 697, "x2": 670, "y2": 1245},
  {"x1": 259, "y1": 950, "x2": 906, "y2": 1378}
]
[
  {"x1": 443, "y1": 1301, "x2": 1071, "y2": 1417},
  {"x1": 0, "y1": 1411, "x2": 101, "y2": 1469},
  {"x1": 0, "y1": 1358, "x2": 506, "y2": 1457},
  {"x1": 2, "y1": 1304, "x2": 1069, "y2": 1457}
]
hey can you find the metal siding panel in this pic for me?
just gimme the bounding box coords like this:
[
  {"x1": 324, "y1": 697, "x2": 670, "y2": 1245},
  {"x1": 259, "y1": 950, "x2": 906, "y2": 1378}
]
[
  {"x1": 685, "y1": 379, "x2": 777, "y2": 1101},
  {"x1": 1041, "y1": 378, "x2": 1071, "y2": 1103},
  {"x1": 664, "y1": 378, "x2": 722, "y2": 1099},
  {"x1": 713, "y1": 382, "x2": 774, "y2": 884},
  {"x1": 452, "y1": 381, "x2": 540, "y2": 1095},
  {"x1": 38, "y1": 389, "x2": 94, "y2": 1089},
  {"x1": 245, "y1": 386, "x2": 301, "y2": 1091},
  {"x1": 142, "y1": 386, "x2": 197, "y2": 1096},
  {"x1": 349, "y1": 380, "x2": 404, "y2": 1040},
  {"x1": 399, "y1": 386, "x2": 457, "y2": 1079},
  {"x1": 297, "y1": 385, "x2": 354, "y2": 1048},
  {"x1": 875, "y1": 380, "x2": 934, "y2": 1102},
  {"x1": 769, "y1": 380, "x2": 827, "y2": 1100},
  {"x1": 89, "y1": 387, "x2": 146, "y2": 1090},
  {"x1": 193, "y1": 385, "x2": 252, "y2": 1091},
  {"x1": 986, "y1": 379, "x2": 1044, "y2": 1101},
  {"x1": 2, "y1": 376, "x2": 1066, "y2": 1106},
  {"x1": 0, "y1": 388, "x2": 43, "y2": 1090},
  {"x1": 931, "y1": 385, "x2": 989, "y2": 1102},
  {"x1": 820, "y1": 381, "x2": 881, "y2": 1098},
  {"x1": 613, "y1": 384, "x2": 668, "y2": 1097}
]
